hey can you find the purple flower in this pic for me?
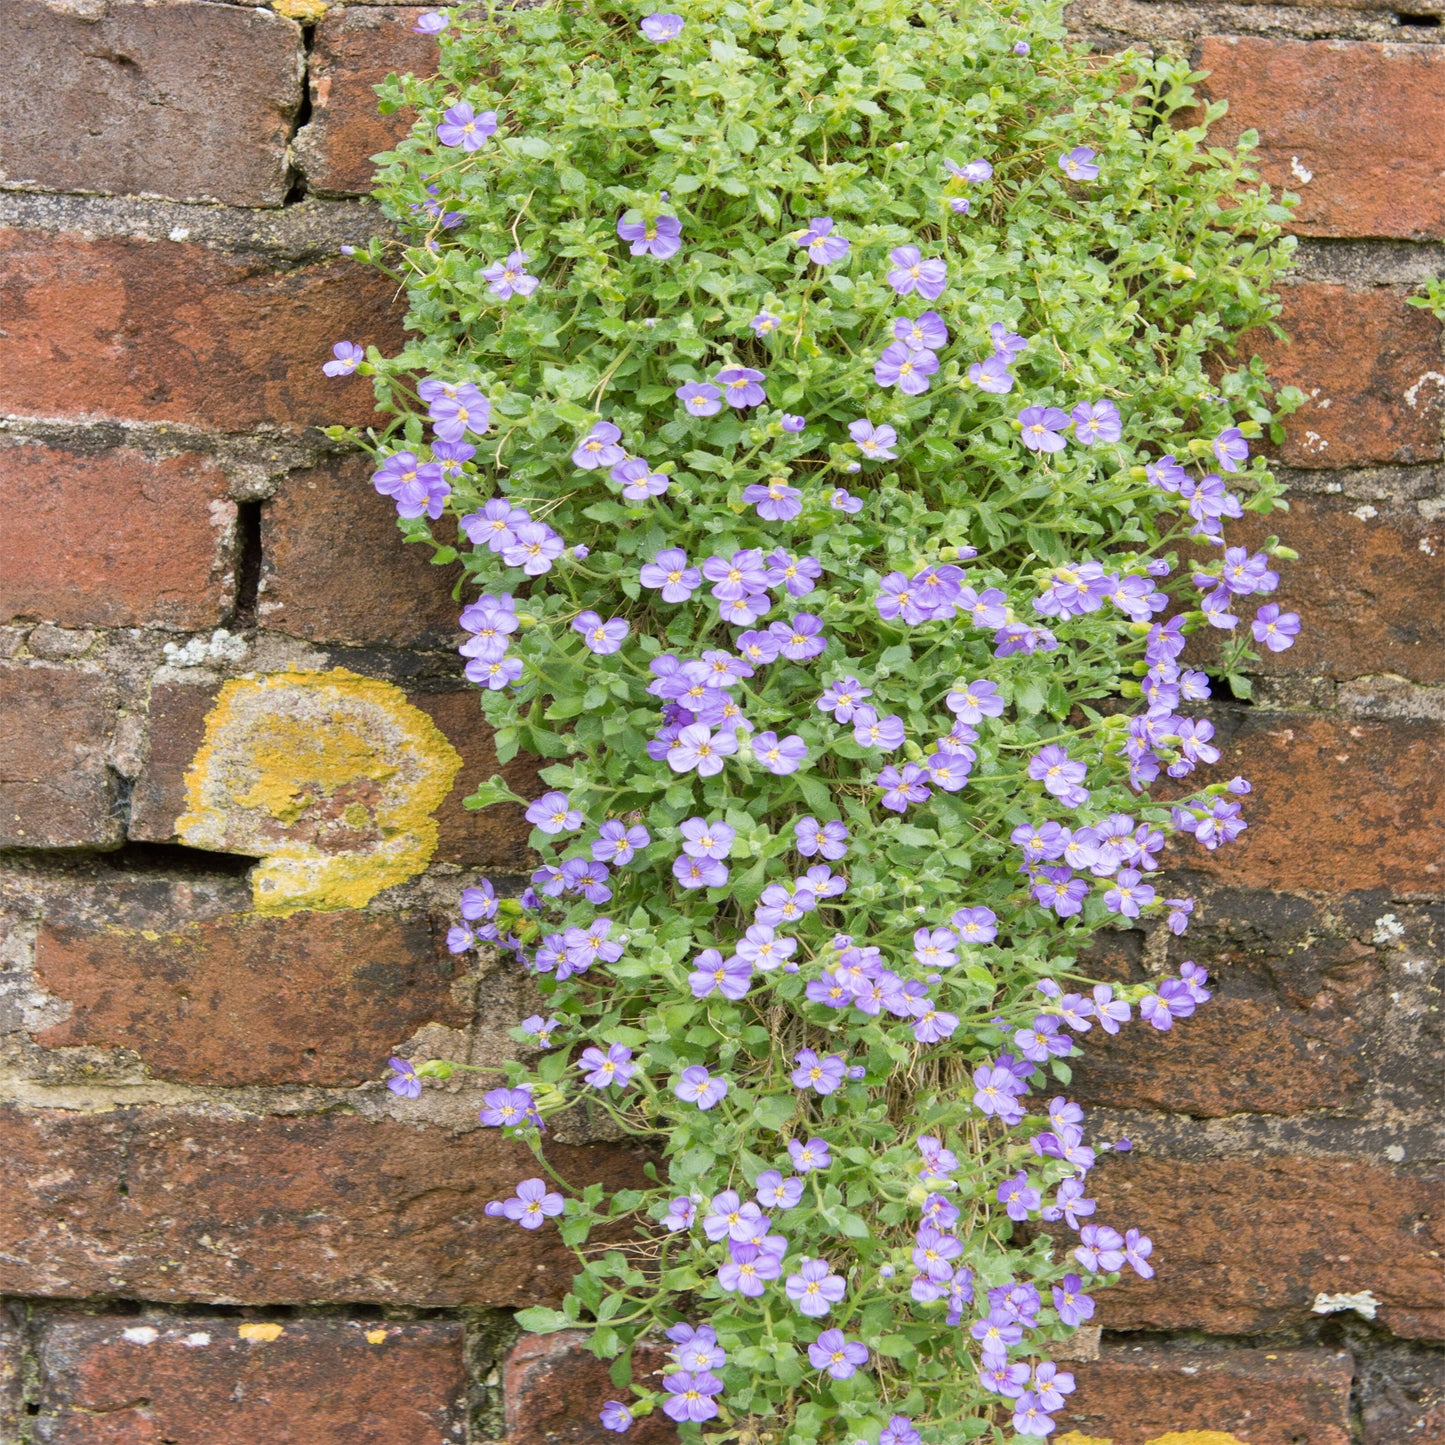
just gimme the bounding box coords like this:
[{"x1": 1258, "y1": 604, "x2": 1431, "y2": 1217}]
[
  {"x1": 894, "y1": 311, "x2": 949, "y2": 350},
  {"x1": 589, "y1": 821, "x2": 648, "y2": 866},
  {"x1": 689, "y1": 946, "x2": 750, "y2": 999},
  {"x1": 743, "y1": 477, "x2": 803, "y2": 521},
  {"x1": 736, "y1": 924, "x2": 796, "y2": 972},
  {"x1": 677, "y1": 381, "x2": 723, "y2": 417},
  {"x1": 808, "y1": 1329, "x2": 868, "y2": 1380},
  {"x1": 918, "y1": 1134, "x2": 960, "y2": 1178},
  {"x1": 1058, "y1": 145, "x2": 1100, "y2": 180},
  {"x1": 1018, "y1": 405, "x2": 1071, "y2": 453},
  {"x1": 599, "y1": 1401, "x2": 633, "y2": 1432},
  {"x1": 875, "y1": 341, "x2": 939, "y2": 395},
  {"x1": 1014, "y1": 38, "x2": 1030, "y2": 53},
  {"x1": 972, "y1": 1064, "x2": 1026, "y2": 1120},
  {"x1": 770, "y1": 613, "x2": 826, "y2": 661},
  {"x1": 520, "y1": 1015, "x2": 558, "y2": 1049},
  {"x1": 572, "y1": 421, "x2": 625, "y2": 470},
  {"x1": 673, "y1": 854, "x2": 728, "y2": 890},
  {"x1": 1032, "y1": 866, "x2": 1089, "y2": 918},
  {"x1": 661, "y1": 1372, "x2": 723, "y2": 1423},
  {"x1": 788, "y1": 1136, "x2": 830, "y2": 1172},
  {"x1": 437, "y1": 101, "x2": 497, "y2": 151},
  {"x1": 479, "y1": 1087, "x2": 538, "y2": 1128},
  {"x1": 323, "y1": 340, "x2": 363, "y2": 377},
  {"x1": 756, "y1": 1170, "x2": 804, "y2": 1209},
  {"x1": 716, "y1": 366, "x2": 767, "y2": 408},
  {"x1": 1074, "y1": 1223, "x2": 1126, "y2": 1272},
  {"x1": 1071, "y1": 399, "x2": 1122, "y2": 445},
  {"x1": 562, "y1": 917, "x2": 624, "y2": 972},
  {"x1": 981, "y1": 1359, "x2": 1032, "y2": 1398},
  {"x1": 1013, "y1": 1393, "x2": 1056, "y2": 1438},
  {"x1": 926, "y1": 749, "x2": 972, "y2": 792},
  {"x1": 1124, "y1": 1227, "x2": 1155, "y2": 1278},
  {"x1": 1034, "y1": 1360, "x2": 1076, "y2": 1412},
  {"x1": 676, "y1": 1065, "x2": 729, "y2": 1109},
  {"x1": 1180, "y1": 960, "x2": 1212, "y2": 1003},
  {"x1": 1140, "y1": 978, "x2": 1197, "y2": 1030},
  {"x1": 562, "y1": 857, "x2": 613, "y2": 904},
  {"x1": 751, "y1": 731, "x2": 807, "y2": 775},
  {"x1": 849, "y1": 418, "x2": 898, "y2": 461},
  {"x1": 948, "y1": 157, "x2": 994, "y2": 183},
  {"x1": 667, "y1": 724, "x2": 738, "y2": 775},
  {"x1": 795, "y1": 217, "x2": 850, "y2": 265},
  {"x1": 668, "y1": 1324, "x2": 725, "y2": 1371},
  {"x1": 461, "y1": 499, "x2": 527, "y2": 552},
  {"x1": 617, "y1": 211, "x2": 682, "y2": 259},
  {"x1": 718, "y1": 1243, "x2": 781, "y2": 1296},
  {"x1": 997, "y1": 1170, "x2": 1042, "y2": 1221},
  {"x1": 526, "y1": 791, "x2": 582, "y2": 834},
  {"x1": 1252, "y1": 603, "x2": 1301, "y2": 652},
  {"x1": 572, "y1": 611, "x2": 629, "y2": 655},
  {"x1": 887, "y1": 245, "x2": 948, "y2": 299},
  {"x1": 680, "y1": 816, "x2": 735, "y2": 859},
  {"x1": 663, "y1": 1197, "x2": 695, "y2": 1232},
  {"x1": 877, "y1": 762, "x2": 931, "y2": 813},
  {"x1": 579, "y1": 1043, "x2": 635, "y2": 1089},
  {"x1": 968, "y1": 354, "x2": 1014, "y2": 393},
  {"x1": 786, "y1": 1258, "x2": 847, "y2": 1317},
  {"x1": 1213, "y1": 425, "x2": 1250, "y2": 472},
  {"x1": 1104, "y1": 867, "x2": 1155, "y2": 919},
  {"x1": 498, "y1": 1177, "x2": 563, "y2": 1229},
  {"x1": 764, "y1": 550, "x2": 822, "y2": 597},
  {"x1": 640, "y1": 548, "x2": 701, "y2": 602},
  {"x1": 796, "y1": 817, "x2": 848, "y2": 859},
  {"x1": 830, "y1": 487, "x2": 863, "y2": 513},
  {"x1": 792, "y1": 1049, "x2": 847, "y2": 1095},
  {"x1": 611, "y1": 457, "x2": 669, "y2": 500},
  {"x1": 372, "y1": 451, "x2": 450, "y2": 521},
  {"x1": 483, "y1": 249, "x2": 538, "y2": 300},
  {"x1": 1042, "y1": 1177, "x2": 1095, "y2": 1230},
  {"x1": 1091, "y1": 984, "x2": 1131, "y2": 1034},
  {"x1": 386, "y1": 1056, "x2": 421, "y2": 1098},
  {"x1": 639, "y1": 12, "x2": 683, "y2": 40},
  {"x1": 412, "y1": 10, "x2": 447, "y2": 33},
  {"x1": 750, "y1": 310, "x2": 781, "y2": 336},
  {"x1": 951, "y1": 905, "x2": 998, "y2": 943},
  {"x1": 946, "y1": 679, "x2": 1003, "y2": 723},
  {"x1": 817, "y1": 675, "x2": 871, "y2": 721},
  {"x1": 1015, "y1": 1014, "x2": 1073, "y2": 1063},
  {"x1": 1052, "y1": 1273, "x2": 1095, "y2": 1327},
  {"x1": 1029, "y1": 744, "x2": 1089, "y2": 805},
  {"x1": 781, "y1": 412, "x2": 807, "y2": 432},
  {"x1": 971, "y1": 1309, "x2": 1023, "y2": 1359},
  {"x1": 502, "y1": 522, "x2": 564, "y2": 575}
]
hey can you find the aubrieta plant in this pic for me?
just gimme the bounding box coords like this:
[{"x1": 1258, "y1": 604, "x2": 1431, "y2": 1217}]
[{"x1": 329, "y1": 0, "x2": 1304, "y2": 1438}]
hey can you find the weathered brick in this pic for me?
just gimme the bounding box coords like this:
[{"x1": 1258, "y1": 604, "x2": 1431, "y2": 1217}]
[
  {"x1": 0, "y1": 229, "x2": 406, "y2": 432},
  {"x1": 129, "y1": 677, "x2": 537, "y2": 872},
  {"x1": 1197, "y1": 38, "x2": 1445, "y2": 241},
  {"x1": 34, "y1": 1314, "x2": 466, "y2": 1445},
  {"x1": 0, "y1": 1303, "x2": 21, "y2": 1445},
  {"x1": 0, "y1": 1106, "x2": 647, "y2": 1305},
  {"x1": 1168, "y1": 711, "x2": 1444, "y2": 894},
  {"x1": 1064, "y1": 1343, "x2": 1354, "y2": 1445},
  {"x1": 1091, "y1": 1154, "x2": 1443, "y2": 1338},
  {"x1": 1248, "y1": 284, "x2": 1444, "y2": 469},
  {"x1": 0, "y1": 439, "x2": 236, "y2": 631},
  {"x1": 0, "y1": 662, "x2": 118, "y2": 849},
  {"x1": 1224, "y1": 494, "x2": 1444, "y2": 685},
  {"x1": 260, "y1": 453, "x2": 466, "y2": 648},
  {"x1": 505, "y1": 1332, "x2": 677, "y2": 1445},
  {"x1": 31, "y1": 909, "x2": 465, "y2": 1086},
  {"x1": 1068, "y1": 925, "x2": 1374, "y2": 1116},
  {"x1": 295, "y1": 7, "x2": 439, "y2": 198},
  {"x1": 0, "y1": 0, "x2": 302, "y2": 208}
]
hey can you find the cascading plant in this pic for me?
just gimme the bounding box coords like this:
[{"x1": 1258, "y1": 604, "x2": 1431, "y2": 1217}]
[{"x1": 325, "y1": 0, "x2": 1303, "y2": 1437}]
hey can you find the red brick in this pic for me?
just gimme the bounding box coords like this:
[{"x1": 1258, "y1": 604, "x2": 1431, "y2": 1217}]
[
  {"x1": 295, "y1": 8, "x2": 439, "y2": 198},
  {"x1": 0, "y1": 229, "x2": 406, "y2": 432},
  {"x1": 34, "y1": 1314, "x2": 465, "y2": 1445},
  {"x1": 260, "y1": 452, "x2": 465, "y2": 648},
  {"x1": 1247, "y1": 284, "x2": 1444, "y2": 469},
  {"x1": 1068, "y1": 940, "x2": 1373, "y2": 1116},
  {"x1": 1225, "y1": 495, "x2": 1445, "y2": 685},
  {"x1": 0, "y1": 440, "x2": 235, "y2": 631},
  {"x1": 1198, "y1": 38, "x2": 1445, "y2": 241},
  {"x1": 1090, "y1": 1154, "x2": 1443, "y2": 1338},
  {"x1": 1065, "y1": 1343, "x2": 1354, "y2": 1445},
  {"x1": 0, "y1": 1106, "x2": 647, "y2": 1306},
  {"x1": 0, "y1": 662, "x2": 119, "y2": 849},
  {"x1": 1169, "y1": 712, "x2": 1444, "y2": 895},
  {"x1": 0, "y1": 0, "x2": 302, "y2": 207},
  {"x1": 32, "y1": 910, "x2": 465, "y2": 1086},
  {"x1": 505, "y1": 1332, "x2": 677, "y2": 1445},
  {"x1": 129, "y1": 677, "x2": 538, "y2": 870}
]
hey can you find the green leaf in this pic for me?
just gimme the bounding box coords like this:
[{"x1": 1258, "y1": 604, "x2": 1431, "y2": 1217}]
[{"x1": 514, "y1": 1307, "x2": 572, "y2": 1334}]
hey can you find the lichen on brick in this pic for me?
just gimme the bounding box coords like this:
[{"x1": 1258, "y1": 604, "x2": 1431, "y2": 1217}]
[{"x1": 175, "y1": 667, "x2": 462, "y2": 914}]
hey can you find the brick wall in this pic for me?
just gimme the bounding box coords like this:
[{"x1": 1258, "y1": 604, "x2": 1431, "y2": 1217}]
[{"x1": 0, "y1": 0, "x2": 1440, "y2": 1440}]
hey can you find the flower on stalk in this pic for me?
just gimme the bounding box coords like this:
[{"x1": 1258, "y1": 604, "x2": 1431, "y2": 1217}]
[
  {"x1": 491, "y1": 1178, "x2": 563, "y2": 1229},
  {"x1": 617, "y1": 211, "x2": 682, "y2": 258},
  {"x1": 323, "y1": 340, "x2": 363, "y2": 376},
  {"x1": 794, "y1": 217, "x2": 850, "y2": 265},
  {"x1": 1058, "y1": 145, "x2": 1100, "y2": 180},
  {"x1": 640, "y1": 12, "x2": 683, "y2": 40},
  {"x1": 436, "y1": 101, "x2": 497, "y2": 151}
]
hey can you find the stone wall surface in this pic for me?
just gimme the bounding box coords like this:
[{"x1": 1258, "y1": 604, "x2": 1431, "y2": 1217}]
[{"x1": 0, "y1": 0, "x2": 1440, "y2": 1440}]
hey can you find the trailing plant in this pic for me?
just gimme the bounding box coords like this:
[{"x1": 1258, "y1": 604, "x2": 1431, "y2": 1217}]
[{"x1": 325, "y1": 0, "x2": 1302, "y2": 1437}]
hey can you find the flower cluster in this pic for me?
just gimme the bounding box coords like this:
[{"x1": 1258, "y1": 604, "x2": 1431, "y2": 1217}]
[{"x1": 340, "y1": 0, "x2": 1301, "y2": 1439}]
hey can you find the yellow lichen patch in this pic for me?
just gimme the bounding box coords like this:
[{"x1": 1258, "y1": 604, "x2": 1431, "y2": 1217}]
[
  {"x1": 1146, "y1": 1436, "x2": 1247, "y2": 1445},
  {"x1": 271, "y1": 0, "x2": 328, "y2": 21},
  {"x1": 237, "y1": 1322, "x2": 285, "y2": 1343},
  {"x1": 1056, "y1": 1434, "x2": 1114, "y2": 1445},
  {"x1": 365, "y1": 1328, "x2": 389, "y2": 1344},
  {"x1": 176, "y1": 668, "x2": 463, "y2": 915}
]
